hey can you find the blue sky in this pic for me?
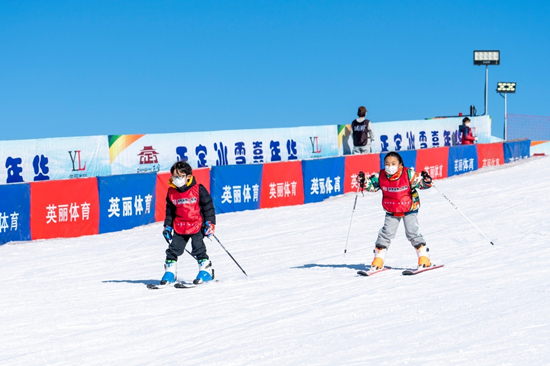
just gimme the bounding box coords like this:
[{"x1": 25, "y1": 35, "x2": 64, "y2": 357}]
[{"x1": 1, "y1": 1, "x2": 548, "y2": 141}]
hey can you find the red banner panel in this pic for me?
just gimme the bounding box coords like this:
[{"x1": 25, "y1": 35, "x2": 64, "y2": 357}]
[
  {"x1": 344, "y1": 154, "x2": 380, "y2": 193},
  {"x1": 416, "y1": 147, "x2": 449, "y2": 179},
  {"x1": 260, "y1": 161, "x2": 304, "y2": 209},
  {"x1": 30, "y1": 178, "x2": 100, "y2": 240},
  {"x1": 155, "y1": 167, "x2": 210, "y2": 222},
  {"x1": 476, "y1": 142, "x2": 505, "y2": 169}
]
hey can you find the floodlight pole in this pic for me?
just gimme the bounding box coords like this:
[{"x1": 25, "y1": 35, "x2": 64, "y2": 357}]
[
  {"x1": 504, "y1": 93, "x2": 508, "y2": 140},
  {"x1": 498, "y1": 92, "x2": 508, "y2": 141},
  {"x1": 484, "y1": 65, "x2": 489, "y2": 115}
]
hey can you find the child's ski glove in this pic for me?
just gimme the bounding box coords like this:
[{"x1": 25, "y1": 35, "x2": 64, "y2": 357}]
[
  {"x1": 204, "y1": 221, "x2": 215, "y2": 237},
  {"x1": 357, "y1": 171, "x2": 366, "y2": 188},
  {"x1": 163, "y1": 226, "x2": 173, "y2": 244},
  {"x1": 421, "y1": 171, "x2": 432, "y2": 184}
]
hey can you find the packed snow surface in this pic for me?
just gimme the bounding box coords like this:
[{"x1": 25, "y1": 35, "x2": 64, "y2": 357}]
[{"x1": 1, "y1": 157, "x2": 550, "y2": 365}]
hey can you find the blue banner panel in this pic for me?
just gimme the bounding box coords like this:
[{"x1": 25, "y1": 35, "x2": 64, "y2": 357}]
[
  {"x1": 302, "y1": 157, "x2": 345, "y2": 204},
  {"x1": 0, "y1": 183, "x2": 31, "y2": 244},
  {"x1": 448, "y1": 145, "x2": 479, "y2": 177},
  {"x1": 98, "y1": 173, "x2": 157, "y2": 234},
  {"x1": 211, "y1": 164, "x2": 263, "y2": 214},
  {"x1": 504, "y1": 140, "x2": 531, "y2": 163},
  {"x1": 379, "y1": 150, "x2": 417, "y2": 171}
]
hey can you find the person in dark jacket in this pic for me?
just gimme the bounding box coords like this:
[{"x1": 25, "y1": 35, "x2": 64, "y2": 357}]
[
  {"x1": 351, "y1": 106, "x2": 374, "y2": 154},
  {"x1": 459, "y1": 117, "x2": 477, "y2": 145},
  {"x1": 158, "y1": 161, "x2": 216, "y2": 286}
]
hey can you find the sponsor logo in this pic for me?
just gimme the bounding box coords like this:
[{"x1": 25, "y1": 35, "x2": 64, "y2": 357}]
[
  {"x1": 68, "y1": 150, "x2": 88, "y2": 178},
  {"x1": 173, "y1": 197, "x2": 198, "y2": 205},
  {"x1": 137, "y1": 146, "x2": 160, "y2": 173},
  {"x1": 309, "y1": 136, "x2": 322, "y2": 154},
  {"x1": 388, "y1": 186, "x2": 408, "y2": 192},
  {"x1": 138, "y1": 146, "x2": 159, "y2": 164}
]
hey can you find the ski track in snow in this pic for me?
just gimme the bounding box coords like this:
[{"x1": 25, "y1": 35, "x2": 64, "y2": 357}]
[{"x1": 1, "y1": 157, "x2": 550, "y2": 365}]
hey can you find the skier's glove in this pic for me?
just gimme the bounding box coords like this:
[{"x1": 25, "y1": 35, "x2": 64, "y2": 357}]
[
  {"x1": 204, "y1": 221, "x2": 215, "y2": 237},
  {"x1": 163, "y1": 226, "x2": 173, "y2": 244},
  {"x1": 421, "y1": 171, "x2": 432, "y2": 184},
  {"x1": 357, "y1": 171, "x2": 366, "y2": 188}
]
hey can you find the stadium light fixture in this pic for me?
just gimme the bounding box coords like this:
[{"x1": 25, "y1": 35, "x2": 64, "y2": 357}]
[
  {"x1": 474, "y1": 50, "x2": 500, "y2": 116},
  {"x1": 497, "y1": 82, "x2": 516, "y2": 93},
  {"x1": 474, "y1": 51, "x2": 500, "y2": 65},
  {"x1": 497, "y1": 82, "x2": 517, "y2": 141}
]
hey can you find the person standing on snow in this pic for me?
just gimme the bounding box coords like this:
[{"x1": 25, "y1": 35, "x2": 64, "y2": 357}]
[
  {"x1": 356, "y1": 151, "x2": 434, "y2": 272},
  {"x1": 459, "y1": 117, "x2": 477, "y2": 145},
  {"x1": 157, "y1": 161, "x2": 216, "y2": 286},
  {"x1": 351, "y1": 106, "x2": 374, "y2": 154}
]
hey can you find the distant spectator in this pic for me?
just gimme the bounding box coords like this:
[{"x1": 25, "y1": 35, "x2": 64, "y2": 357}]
[
  {"x1": 351, "y1": 106, "x2": 374, "y2": 154},
  {"x1": 459, "y1": 117, "x2": 477, "y2": 145}
]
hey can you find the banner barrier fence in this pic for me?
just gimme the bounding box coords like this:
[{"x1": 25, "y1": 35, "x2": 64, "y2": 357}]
[
  {"x1": 476, "y1": 142, "x2": 505, "y2": 169},
  {"x1": 0, "y1": 183, "x2": 31, "y2": 244},
  {"x1": 97, "y1": 173, "x2": 157, "y2": 234},
  {"x1": 260, "y1": 161, "x2": 304, "y2": 209},
  {"x1": 503, "y1": 140, "x2": 531, "y2": 163},
  {"x1": 211, "y1": 164, "x2": 263, "y2": 214},
  {"x1": 343, "y1": 154, "x2": 379, "y2": 194},
  {"x1": 447, "y1": 145, "x2": 478, "y2": 177},
  {"x1": 30, "y1": 178, "x2": 100, "y2": 240},
  {"x1": 0, "y1": 140, "x2": 532, "y2": 245}
]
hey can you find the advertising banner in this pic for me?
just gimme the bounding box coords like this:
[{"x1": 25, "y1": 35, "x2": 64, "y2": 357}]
[
  {"x1": 416, "y1": 147, "x2": 449, "y2": 179},
  {"x1": 210, "y1": 164, "x2": 263, "y2": 214},
  {"x1": 0, "y1": 136, "x2": 111, "y2": 184},
  {"x1": 339, "y1": 115, "x2": 492, "y2": 154},
  {"x1": 448, "y1": 145, "x2": 478, "y2": 177},
  {"x1": 109, "y1": 125, "x2": 339, "y2": 174},
  {"x1": 476, "y1": 143, "x2": 504, "y2": 169},
  {"x1": 503, "y1": 140, "x2": 531, "y2": 163},
  {"x1": 344, "y1": 154, "x2": 380, "y2": 193},
  {"x1": 97, "y1": 173, "x2": 157, "y2": 234},
  {"x1": 380, "y1": 150, "x2": 417, "y2": 171},
  {"x1": 30, "y1": 178, "x2": 100, "y2": 240},
  {"x1": 260, "y1": 161, "x2": 304, "y2": 209},
  {"x1": 302, "y1": 157, "x2": 345, "y2": 204},
  {"x1": 155, "y1": 168, "x2": 211, "y2": 222},
  {"x1": 0, "y1": 183, "x2": 31, "y2": 244}
]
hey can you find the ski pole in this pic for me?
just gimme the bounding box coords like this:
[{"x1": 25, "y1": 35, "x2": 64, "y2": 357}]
[
  {"x1": 344, "y1": 184, "x2": 362, "y2": 256},
  {"x1": 211, "y1": 234, "x2": 248, "y2": 276},
  {"x1": 432, "y1": 183, "x2": 494, "y2": 245}
]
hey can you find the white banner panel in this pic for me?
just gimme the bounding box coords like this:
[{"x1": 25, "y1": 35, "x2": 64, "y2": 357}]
[
  {"x1": 0, "y1": 136, "x2": 111, "y2": 184},
  {"x1": 340, "y1": 115, "x2": 492, "y2": 154},
  {"x1": 109, "y1": 125, "x2": 339, "y2": 174}
]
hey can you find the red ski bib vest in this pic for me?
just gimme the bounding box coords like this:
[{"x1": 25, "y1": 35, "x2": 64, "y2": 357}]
[
  {"x1": 168, "y1": 185, "x2": 202, "y2": 235},
  {"x1": 379, "y1": 167, "x2": 413, "y2": 214}
]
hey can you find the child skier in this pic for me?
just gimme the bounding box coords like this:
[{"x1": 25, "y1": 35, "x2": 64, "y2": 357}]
[
  {"x1": 157, "y1": 161, "x2": 216, "y2": 286},
  {"x1": 357, "y1": 151, "x2": 434, "y2": 272}
]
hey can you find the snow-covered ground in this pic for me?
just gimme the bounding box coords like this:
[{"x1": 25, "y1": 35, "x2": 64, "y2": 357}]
[{"x1": 1, "y1": 157, "x2": 550, "y2": 365}]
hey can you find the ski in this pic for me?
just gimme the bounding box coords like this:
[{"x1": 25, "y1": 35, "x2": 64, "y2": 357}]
[
  {"x1": 357, "y1": 267, "x2": 391, "y2": 277},
  {"x1": 146, "y1": 282, "x2": 179, "y2": 290},
  {"x1": 174, "y1": 280, "x2": 218, "y2": 289},
  {"x1": 402, "y1": 264, "x2": 444, "y2": 276}
]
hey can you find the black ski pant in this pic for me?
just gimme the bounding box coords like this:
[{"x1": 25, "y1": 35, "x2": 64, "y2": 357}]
[{"x1": 165, "y1": 231, "x2": 209, "y2": 262}]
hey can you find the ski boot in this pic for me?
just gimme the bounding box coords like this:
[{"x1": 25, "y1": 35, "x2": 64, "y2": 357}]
[
  {"x1": 371, "y1": 245, "x2": 387, "y2": 271},
  {"x1": 160, "y1": 260, "x2": 177, "y2": 285},
  {"x1": 193, "y1": 259, "x2": 214, "y2": 285},
  {"x1": 415, "y1": 244, "x2": 431, "y2": 269}
]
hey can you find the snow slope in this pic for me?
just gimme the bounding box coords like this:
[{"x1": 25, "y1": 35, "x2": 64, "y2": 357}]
[{"x1": 1, "y1": 157, "x2": 549, "y2": 366}]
